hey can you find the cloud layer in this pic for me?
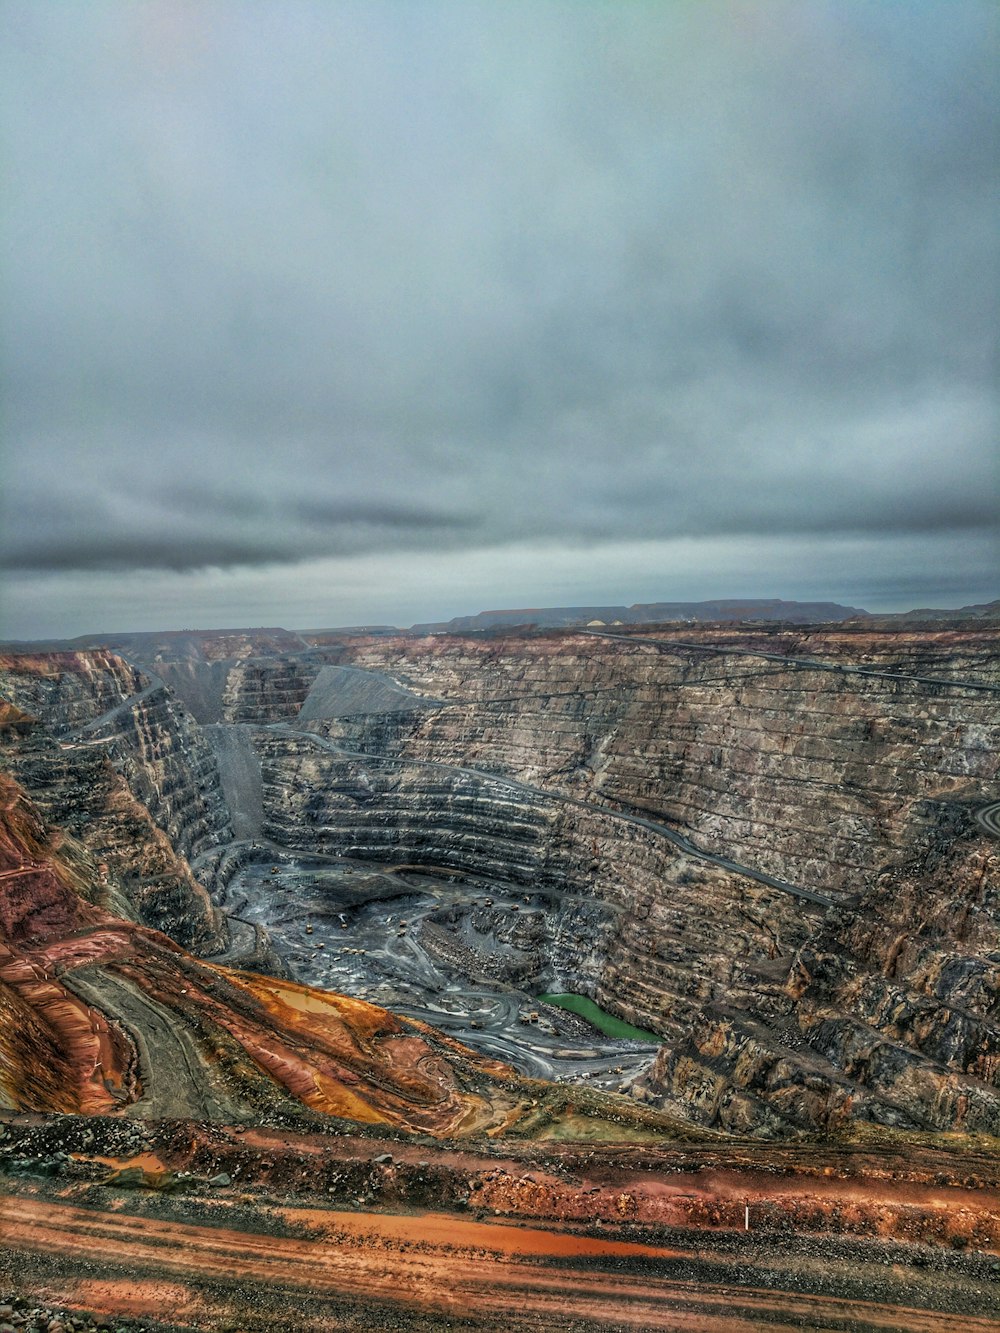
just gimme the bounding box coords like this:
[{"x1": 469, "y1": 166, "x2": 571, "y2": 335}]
[{"x1": 2, "y1": 1, "x2": 996, "y2": 635}]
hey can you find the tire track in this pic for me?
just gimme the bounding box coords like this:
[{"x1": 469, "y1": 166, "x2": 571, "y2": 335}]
[{"x1": 3, "y1": 1193, "x2": 996, "y2": 1333}]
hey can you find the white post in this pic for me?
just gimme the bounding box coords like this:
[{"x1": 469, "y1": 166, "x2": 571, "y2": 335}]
[{"x1": 744, "y1": 1204, "x2": 750, "y2": 1231}]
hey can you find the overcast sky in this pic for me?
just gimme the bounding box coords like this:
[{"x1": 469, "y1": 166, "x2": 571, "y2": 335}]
[{"x1": 2, "y1": 1, "x2": 997, "y2": 637}]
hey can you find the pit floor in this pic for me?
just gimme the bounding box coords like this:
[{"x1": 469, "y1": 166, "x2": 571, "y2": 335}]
[{"x1": 217, "y1": 852, "x2": 660, "y2": 1090}]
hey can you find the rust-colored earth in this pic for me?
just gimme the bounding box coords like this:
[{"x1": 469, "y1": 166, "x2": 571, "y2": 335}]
[
  {"x1": 2, "y1": 1116, "x2": 999, "y2": 1331},
  {"x1": 0, "y1": 767, "x2": 692, "y2": 1144}
]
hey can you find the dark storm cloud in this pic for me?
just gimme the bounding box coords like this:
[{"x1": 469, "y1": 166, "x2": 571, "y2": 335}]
[
  {"x1": 1, "y1": 534, "x2": 290, "y2": 575},
  {"x1": 0, "y1": 482, "x2": 475, "y2": 572},
  {"x1": 289, "y1": 498, "x2": 475, "y2": 532},
  {"x1": 156, "y1": 484, "x2": 476, "y2": 542},
  {"x1": 1, "y1": 1, "x2": 996, "y2": 627}
]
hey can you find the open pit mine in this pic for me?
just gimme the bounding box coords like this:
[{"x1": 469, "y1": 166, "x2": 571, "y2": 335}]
[{"x1": 1, "y1": 611, "x2": 999, "y2": 1331}]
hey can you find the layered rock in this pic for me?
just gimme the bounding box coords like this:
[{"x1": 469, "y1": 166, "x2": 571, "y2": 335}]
[
  {"x1": 643, "y1": 812, "x2": 1000, "y2": 1137},
  {"x1": 3, "y1": 620, "x2": 1000, "y2": 1333},
  {"x1": 4, "y1": 1122, "x2": 1000, "y2": 1333},
  {"x1": 0, "y1": 765, "x2": 695, "y2": 1142},
  {"x1": 258, "y1": 729, "x2": 815, "y2": 1042},
  {"x1": 0, "y1": 652, "x2": 143, "y2": 735},
  {"x1": 221, "y1": 656, "x2": 324, "y2": 723},
  {"x1": 316, "y1": 628, "x2": 999, "y2": 898},
  {"x1": 0, "y1": 770, "x2": 141, "y2": 1112},
  {"x1": 79, "y1": 628, "x2": 326, "y2": 724},
  {"x1": 87, "y1": 684, "x2": 234, "y2": 870},
  {"x1": 272, "y1": 624, "x2": 1000, "y2": 1135},
  {"x1": 0, "y1": 653, "x2": 230, "y2": 950},
  {"x1": 0, "y1": 713, "x2": 224, "y2": 955},
  {"x1": 3, "y1": 622, "x2": 998, "y2": 1139}
]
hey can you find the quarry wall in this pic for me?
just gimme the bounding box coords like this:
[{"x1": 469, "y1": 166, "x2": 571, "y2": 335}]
[{"x1": 1, "y1": 623, "x2": 997, "y2": 1135}]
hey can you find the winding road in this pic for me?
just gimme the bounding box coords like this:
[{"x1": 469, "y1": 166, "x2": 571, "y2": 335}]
[
  {"x1": 220, "y1": 856, "x2": 658, "y2": 1084},
  {"x1": 64, "y1": 966, "x2": 255, "y2": 1122},
  {"x1": 56, "y1": 656, "x2": 998, "y2": 1089},
  {"x1": 62, "y1": 680, "x2": 165, "y2": 739}
]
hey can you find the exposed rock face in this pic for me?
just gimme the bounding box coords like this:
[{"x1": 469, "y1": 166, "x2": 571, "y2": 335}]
[
  {"x1": 0, "y1": 765, "x2": 697, "y2": 1142},
  {"x1": 0, "y1": 652, "x2": 234, "y2": 863},
  {"x1": 2, "y1": 622, "x2": 998, "y2": 1140},
  {"x1": 221, "y1": 656, "x2": 323, "y2": 723},
  {"x1": 0, "y1": 771, "x2": 141, "y2": 1113},
  {"x1": 319, "y1": 627, "x2": 999, "y2": 898},
  {"x1": 0, "y1": 658, "x2": 227, "y2": 953},
  {"x1": 3, "y1": 619, "x2": 999, "y2": 1332},
  {"x1": 258, "y1": 729, "x2": 810, "y2": 1044},
  {"x1": 264, "y1": 623, "x2": 1000, "y2": 1136},
  {"x1": 0, "y1": 652, "x2": 143, "y2": 735},
  {"x1": 67, "y1": 629, "x2": 325, "y2": 724}
]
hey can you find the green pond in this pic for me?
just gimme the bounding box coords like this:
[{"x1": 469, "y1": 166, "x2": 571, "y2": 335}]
[{"x1": 537, "y1": 993, "x2": 662, "y2": 1044}]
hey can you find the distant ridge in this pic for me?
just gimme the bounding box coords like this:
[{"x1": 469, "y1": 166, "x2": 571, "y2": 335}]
[
  {"x1": 410, "y1": 599, "x2": 869, "y2": 635},
  {"x1": 6, "y1": 599, "x2": 997, "y2": 653},
  {"x1": 875, "y1": 599, "x2": 1000, "y2": 620}
]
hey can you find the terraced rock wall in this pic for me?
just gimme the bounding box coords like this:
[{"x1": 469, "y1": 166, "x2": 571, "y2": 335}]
[
  {"x1": 644, "y1": 816, "x2": 1000, "y2": 1136},
  {"x1": 258, "y1": 731, "x2": 814, "y2": 1042},
  {"x1": 0, "y1": 765, "x2": 692, "y2": 1142},
  {"x1": 0, "y1": 652, "x2": 143, "y2": 735},
  {"x1": 309, "y1": 630, "x2": 1000, "y2": 900},
  {"x1": 280, "y1": 627, "x2": 1000, "y2": 1135},
  {"x1": 86, "y1": 686, "x2": 234, "y2": 868},
  {"x1": 221, "y1": 658, "x2": 324, "y2": 723},
  {"x1": 0, "y1": 728, "x2": 224, "y2": 952},
  {"x1": 0, "y1": 655, "x2": 229, "y2": 952},
  {"x1": 3, "y1": 627, "x2": 997, "y2": 1139}
]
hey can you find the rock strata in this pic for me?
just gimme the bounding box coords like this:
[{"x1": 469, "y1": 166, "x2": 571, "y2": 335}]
[
  {"x1": 275, "y1": 623, "x2": 1000, "y2": 1135},
  {"x1": 0, "y1": 720, "x2": 221, "y2": 955},
  {"x1": 0, "y1": 763, "x2": 696, "y2": 1142},
  {"x1": 2, "y1": 622, "x2": 998, "y2": 1138}
]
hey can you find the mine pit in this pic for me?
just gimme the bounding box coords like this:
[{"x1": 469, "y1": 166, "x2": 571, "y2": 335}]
[
  {"x1": 2, "y1": 616, "x2": 1000, "y2": 1329},
  {"x1": 217, "y1": 853, "x2": 661, "y2": 1088}
]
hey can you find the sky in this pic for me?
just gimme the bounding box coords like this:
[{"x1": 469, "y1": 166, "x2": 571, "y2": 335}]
[{"x1": 2, "y1": 1, "x2": 997, "y2": 638}]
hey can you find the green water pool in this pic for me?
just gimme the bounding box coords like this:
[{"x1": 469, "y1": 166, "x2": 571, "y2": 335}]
[{"x1": 537, "y1": 993, "x2": 662, "y2": 1044}]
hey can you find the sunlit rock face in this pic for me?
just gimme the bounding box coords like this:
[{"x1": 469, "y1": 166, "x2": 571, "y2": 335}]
[{"x1": 0, "y1": 651, "x2": 143, "y2": 734}]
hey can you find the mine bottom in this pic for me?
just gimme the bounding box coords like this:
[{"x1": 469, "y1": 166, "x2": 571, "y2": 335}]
[{"x1": 214, "y1": 852, "x2": 660, "y2": 1090}]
